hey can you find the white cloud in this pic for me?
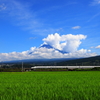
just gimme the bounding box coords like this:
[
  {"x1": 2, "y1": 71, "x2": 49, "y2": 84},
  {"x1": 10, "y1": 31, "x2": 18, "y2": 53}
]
[
  {"x1": 90, "y1": 46, "x2": 94, "y2": 48},
  {"x1": 91, "y1": 45, "x2": 100, "y2": 49},
  {"x1": 0, "y1": 3, "x2": 6, "y2": 11},
  {"x1": 29, "y1": 37, "x2": 37, "y2": 40},
  {"x1": 0, "y1": 47, "x2": 97, "y2": 62},
  {"x1": 90, "y1": 0, "x2": 100, "y2": 6},
  {"x1": 0, "y1": 0, "x2": 45, "y2": 34},
  {"x1": 72, "y1": 26, "x2": 81, "y2": 29},
  {"x1": 95, "y1": 45, "x2": 100, "y2": 48},
  {"x1": 43, "y1": 33, "x2": 86, "y2": 52},
  {"x1": 0, "y1": 0, "x2": 63, "y2": 35},
  {"x1": 87, "y1": 13, "x2": 100, "y2": 22},
  {"x1": 43, "y1": 33, "x2": 61, "y2": 50},
  {"x1": 0, "y1": 33, "x2": 97, "y2": 62}
]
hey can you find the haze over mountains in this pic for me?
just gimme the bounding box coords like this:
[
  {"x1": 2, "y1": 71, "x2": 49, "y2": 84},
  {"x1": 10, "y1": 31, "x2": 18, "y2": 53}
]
[{"x1": 2, "y1": 54, "x2": 100, "y2": 67}]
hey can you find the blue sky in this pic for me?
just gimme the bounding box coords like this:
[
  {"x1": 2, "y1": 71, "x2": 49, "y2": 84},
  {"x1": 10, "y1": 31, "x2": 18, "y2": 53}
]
[{"x1": 0, "y1": 0, "x2": 100, "y2": 61}]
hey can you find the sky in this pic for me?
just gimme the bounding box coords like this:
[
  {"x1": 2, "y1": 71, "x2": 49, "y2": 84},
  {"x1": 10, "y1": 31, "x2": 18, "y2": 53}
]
[{"x1": 0, "y1": 0, "x2": 100, "y2": 61}]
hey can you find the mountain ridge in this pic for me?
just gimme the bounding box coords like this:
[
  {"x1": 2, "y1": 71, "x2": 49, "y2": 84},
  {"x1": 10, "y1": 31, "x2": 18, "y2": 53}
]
[{"x1": 40, "y1": 44, "x2": 68, "y2": 54}]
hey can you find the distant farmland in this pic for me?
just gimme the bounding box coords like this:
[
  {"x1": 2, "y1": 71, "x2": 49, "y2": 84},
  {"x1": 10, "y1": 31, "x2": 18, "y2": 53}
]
[{"x1": 0, "y1": 71, "x2": 100, "y2": 100}]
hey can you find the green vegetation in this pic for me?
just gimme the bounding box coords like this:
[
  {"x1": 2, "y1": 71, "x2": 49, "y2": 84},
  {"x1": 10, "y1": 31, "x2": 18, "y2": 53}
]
[
  {"x1": 0, "y1": 71, "x2": 100, "y2": 100},
  {"x1": 57, "y1": 56, "x2": 100, "y2": 66},
  {"x1": 1, "y1": 67, "x2": 100, "y2": 72},
  {"x1": 0, "y1": 68, "x2": 22, "y2": 72}
]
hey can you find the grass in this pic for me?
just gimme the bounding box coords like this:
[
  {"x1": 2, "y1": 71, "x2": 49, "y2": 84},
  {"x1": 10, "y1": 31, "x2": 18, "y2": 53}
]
[{"x1": 0, "y1": 71, "x2": 100, "y2": 100}]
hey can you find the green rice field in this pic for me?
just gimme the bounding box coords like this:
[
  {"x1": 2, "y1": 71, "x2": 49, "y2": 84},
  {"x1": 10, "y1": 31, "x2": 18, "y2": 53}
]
[{"x1": 0, "y1": 71, "x2": 100, "y2": 100}]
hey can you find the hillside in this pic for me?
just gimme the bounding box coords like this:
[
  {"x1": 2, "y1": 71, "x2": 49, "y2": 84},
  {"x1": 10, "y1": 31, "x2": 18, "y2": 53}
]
[
  {"x1": 1, "y1": 55, "x2": 100, "y2": 68},
  {"x1": 57, "y1": 55, "x2": 100, "y2": 66}
]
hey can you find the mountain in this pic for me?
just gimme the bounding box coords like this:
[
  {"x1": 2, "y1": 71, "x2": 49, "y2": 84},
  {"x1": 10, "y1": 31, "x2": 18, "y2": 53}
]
[
  {"x1": 40, "y1": 44, "x2": 53, "y2": 49},
  {"x1": 28, "y1": 44, "x2": 54, "y2": 54},
  {"x1": 40, "y1": 44, "x2": 68, "y2": 54},
  {"x1": 57, "y1": 55, "x2": 100, "y2": 66},
  {"x1": 0, "y1": 44, "x2": 74, "y2": 64},
  {"x1": 2, "y1": 55, "x2": 100, "y2": 66},
  {"x1": 2, "y1": 58, "x2": 76, "y2": 65}
]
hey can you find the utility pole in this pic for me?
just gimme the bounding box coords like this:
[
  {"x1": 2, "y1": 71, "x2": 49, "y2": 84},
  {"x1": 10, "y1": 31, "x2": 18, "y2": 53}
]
[{"x1": 22, "y1": 62, "x2": 23, "y2": 72}]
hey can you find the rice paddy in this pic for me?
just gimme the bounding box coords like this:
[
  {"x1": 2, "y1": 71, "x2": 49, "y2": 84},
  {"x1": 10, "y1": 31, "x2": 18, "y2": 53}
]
[{"x1": 0, "y1": 71, "x2": 100, "y2": 100}]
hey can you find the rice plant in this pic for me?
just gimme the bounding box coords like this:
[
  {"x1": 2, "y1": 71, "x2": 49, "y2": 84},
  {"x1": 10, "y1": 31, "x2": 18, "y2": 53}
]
[{"x1": 0, "y1": 71, "x2": 100, "y2": 100}]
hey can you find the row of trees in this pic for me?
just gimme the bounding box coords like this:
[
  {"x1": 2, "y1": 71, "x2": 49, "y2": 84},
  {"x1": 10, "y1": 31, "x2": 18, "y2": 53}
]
[
  {"x1": 0, "y1": 68, "x2": 22, "y2": 72},
  {"x1": 0, "y1": 63, "x2": 32, "y2": 72}
]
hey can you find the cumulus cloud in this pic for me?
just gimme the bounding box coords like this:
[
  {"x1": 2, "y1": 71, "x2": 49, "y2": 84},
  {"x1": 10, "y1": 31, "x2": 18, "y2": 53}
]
[
  {"x1": 43, "y1": 33, "x2": 86, "y2": 52},
  {"x1": 72, "y1": 26, "x2": 81, "y2": 29},
  {"x1": 0, "y1": 47, "x2": 96, "y2": 62},
  {"x1": 0, "y1": 33, "x2": 97, "y2": 62}
]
